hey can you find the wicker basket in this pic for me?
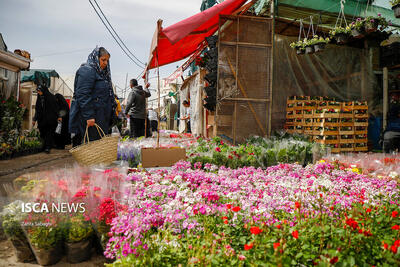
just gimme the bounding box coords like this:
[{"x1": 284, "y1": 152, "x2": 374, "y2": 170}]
[{"x1": 69, "y1": 124, "x2": 119, "y2": 166}]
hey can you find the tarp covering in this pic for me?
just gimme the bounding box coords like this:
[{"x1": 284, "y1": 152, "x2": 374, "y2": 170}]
[
  {"x1": 271, "y1": 34, "x2": 378, "y2": 131},
  {"x1": 146, "y1": 0, "x2": 247, "y2": 70},
  {"x1": 21, "y1": 69, "x2": 59, "y2": 86}
]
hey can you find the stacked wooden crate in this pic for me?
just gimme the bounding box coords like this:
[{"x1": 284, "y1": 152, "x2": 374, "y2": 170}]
[{"x1": 285, "y1": 97, "x2": 368, "y2": 153}]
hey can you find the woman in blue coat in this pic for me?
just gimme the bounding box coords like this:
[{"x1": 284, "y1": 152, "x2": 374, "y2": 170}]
[{"x1": 69, "y1": 47, "x2": 115, "y2": 144}]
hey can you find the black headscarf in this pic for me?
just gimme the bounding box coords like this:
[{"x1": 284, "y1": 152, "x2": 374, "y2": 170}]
[{"x1": 87, "y1": 47, "x2": 113, "y2": 97}]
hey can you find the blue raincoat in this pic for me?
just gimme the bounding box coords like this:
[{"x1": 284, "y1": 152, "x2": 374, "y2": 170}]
[{"x1": 69, "y1": 47, "x2": 114, "y2": 141}]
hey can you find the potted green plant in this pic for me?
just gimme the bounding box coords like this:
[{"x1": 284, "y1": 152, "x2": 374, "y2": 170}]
[
  {"x1": 350, "y1": 18, "x2": 365, "y2": 38},
  {"x1": 390, "y1": 0, "x2": 400, "y2": 18},
  {"x1": 0, "y1": 200, "x2": 35, "y2": 263},
  {"x1": 289, "y1": 40, "x2": 305, "y2": 55},
  {"x1": 23, "y1": 211, "x2": 64, "y2": 266},
  {"x1": 65, "y1": 214, "x2": 93, "y2": 263},
  {"x1": 329, "y1": 26, "x2": 351, "y2": 44}
]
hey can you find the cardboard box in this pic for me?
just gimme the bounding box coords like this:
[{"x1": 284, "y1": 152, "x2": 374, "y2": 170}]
[{"x1": 141, "y1": 147, "x2": 186, "y2": 168}]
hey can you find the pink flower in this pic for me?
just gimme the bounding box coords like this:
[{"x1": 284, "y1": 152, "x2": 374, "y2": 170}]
[{"x1": 215, "y1": 147, "x2": 221, "y2": 152}]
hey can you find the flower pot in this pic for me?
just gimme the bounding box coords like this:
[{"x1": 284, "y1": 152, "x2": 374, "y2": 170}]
[
  {"x1": 29, "y1": 242, "x2": 63, "y2": 266},
  {"x1": 296, "y1": 48, "x2": 305, "y2": 55},
  {"x1": 314, "y1": 43, "x2": 326, "y2": 53},
  {"x1": 65, "y1": 237, "x2": 92, "y2": 264},
  {"x1": 6, "y1": 234, "x2": 35, "y2": 263},
  {"x1": 393, "y1": 4, "x2": 400, "y2": 18},
  {"x1": 351, "y1": 29, "x2": 364, "y2": 39},
  {"x1": 365, "y1": 22, "x2": 378, "y2": 33},
  {"x1": 335, "y1": 33, "x2": 349, "y2": 45},
  {"x1": 305, "y1": 46, "x2": 314, "y2": 54}
]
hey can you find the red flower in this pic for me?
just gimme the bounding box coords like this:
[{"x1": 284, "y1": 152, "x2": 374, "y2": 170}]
[
  {"x1": 223, "y1": 220, "x2": 228, "y2": 224},
  {"x1": 292, "y1": 230, "x2": 299, "y2": 239},
  {"x1": 391, "y1": 245, "x2": 398, "y2": 254},
  {"x1": 345, "y1": 218, "x2": 359, "y2": 230},
  {"x1": 330, "y1": 256, "x2": 339, "y2": 264},
  {"x1": 295, "y1": 201, "x2": 301, "y2": 209},
  {"x1": 250, "y1": 226, "x2": 263, "y2": 235},
  {"x1": 366, "y1": 208, "x2": 372, "y2": 213},
  {"x1": 232, "y1": 206, "x2": 241, "y2": 212},
  {"x1": 215, "y1": 147, "x2": 221, "y2": 152},
  {"x1": 392, "y1": 225, "x2": 400, "y2": 230},
  {"x1": 276, "y1": 224, "x2": 281, "y2": 229},
  {"x1": 226, "y1": 204, "x2": 232, "y2": 209},
  {"x1": 273, "y1": 242, "x2": 280, "y2": 250},
  {"x1": 244, "y1": 243, "x2": 253, "y2": 251},
  {"x1": 383, "y1": 243, "x2": 388, "y2": 250},
  {"x1": 392, "y1": 211, "x2": 399, "y2": 218},
  {"x1": 222, "y1": 216, "x2": 228, "y2": 220}
]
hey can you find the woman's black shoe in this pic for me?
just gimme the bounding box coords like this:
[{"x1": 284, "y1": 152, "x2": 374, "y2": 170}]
[{"x1": 45, "y1": 148, "x2": 50, "y2": 154}]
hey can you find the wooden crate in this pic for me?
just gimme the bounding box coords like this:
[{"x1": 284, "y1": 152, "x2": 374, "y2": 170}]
[
  {"x1": 287, "y1": 96, "x2": 309, "y2": 104},
  {"x1": 340, "y1": 143, "x2": 354, "y2": 152},
  {"x1": 314, "y1": 137, "x2": 339, "y2": 145},
  {"x1": 331, "y1": 147, "x2": 341, "y2": 153},
  {"x1": 303, "y1": 127, "x2": 313, "y2": 135},
  {"x1": 354, "y1": 121, "x2": 368, "y2": 127},
  {"x1": 354, "y1": 138, "x2": 368, "y2": 143},
  {"x1": 353, "y1": 102, "x2": 368, "y2": 110},
  {"x1": 354, "y1": 146, "x2": 368, "y2": 152},
  {"x1": 340, "y1": 136, "x2": 355, "y2": 144},
  {"x1": 314, "y1": 111, "x2": 340, "y2": 119},
  {"x1": 339, "y1": 127, "x2": 354, "y2": 135},
  {"x1": 302, "y1": 118, "x2": 314, "y2": 127}
]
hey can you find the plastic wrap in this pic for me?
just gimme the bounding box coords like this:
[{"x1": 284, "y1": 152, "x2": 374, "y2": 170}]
[{"x1": 323, "y1": 153, "x2": 400, "y2": 179}]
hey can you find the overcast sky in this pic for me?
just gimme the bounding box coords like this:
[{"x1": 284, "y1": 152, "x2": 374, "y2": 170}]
[{"x1": 0, "y1": 0, "x2": 202, "y2": 96}]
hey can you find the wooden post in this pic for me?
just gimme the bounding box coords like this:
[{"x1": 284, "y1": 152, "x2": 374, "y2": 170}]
[{"x1": 383, "y1": 67, "x2": 388, "y2": 130}]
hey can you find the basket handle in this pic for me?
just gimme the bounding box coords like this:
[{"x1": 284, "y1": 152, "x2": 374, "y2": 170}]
[{"x1": 84, "y1": 123, "x2": 106, "y2": 144}]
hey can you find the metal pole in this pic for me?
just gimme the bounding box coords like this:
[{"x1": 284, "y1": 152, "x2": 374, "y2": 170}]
[
  {"x1": 383, "y1": 67, "x2": 388, "y2": 130},
  {"x1": 268, "y1": 0, "x2": 275, "y2": 137},
  {"x1": 157, "y1": 55, "x2": 161, "y2": 148}
]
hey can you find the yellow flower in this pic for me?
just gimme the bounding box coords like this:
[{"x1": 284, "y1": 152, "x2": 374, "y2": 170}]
[
  {"x1": 319, "y1": 159, "x2": 326, "y2": 163},
  {"x1": 352, "y1": 168, "x2": 360, "y2": 174}
]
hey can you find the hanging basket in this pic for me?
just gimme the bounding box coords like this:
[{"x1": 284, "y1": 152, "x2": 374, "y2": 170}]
[
  {"x1": 335, "y1": 33, "x2": 349, "y2": 44},
  {"x1": 69, "y1": 124, "x2": 119, "y2": 166},
  {"x1": 314, "y1": 43, "x2": 326, "y2": 53},
  {"x1": 393, "y1": 4, "x2": 400, "y2": 18},
  {"x1": 296, "y1": 48, "x2": 305, "y2": 55},
  {"x1": 351, "y1": 29, "x2": 364, "y2": 39},
  {"x1": 365, "y1": 21, "x2": 378, "y2": 33},
  {"x1": 305, "y1": 46, "x2": 315, "y2": 54}
]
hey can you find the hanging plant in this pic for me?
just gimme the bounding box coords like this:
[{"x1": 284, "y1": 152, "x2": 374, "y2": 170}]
[
  {"x1": 364, "y1": 16, "x2": 379, "y2": 33},
  {"x1": 329, "y1": 26, "x2": 351, "y2": 44},
  {"x1": 350, "y1": 18, "x2": 365, "y2": 38},
  {"x1": 310, "y1": 35, "x2": 330, "y2": 52},
  {"x1": 290, "y1": 40, "x2": 305, "y2": 55},
  {"x1": 390, "y1": 0, "x2": 400, "y2": 18}
]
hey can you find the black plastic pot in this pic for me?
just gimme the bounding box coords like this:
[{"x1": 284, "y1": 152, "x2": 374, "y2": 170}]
[
  {"x1": 296, "y1": 48, "x2": 305, "y2": 55},
  {"x1": 351, "y1": 29, "x2": 364, "y2": 39},
  {"x1": 393, "y1": 4, "x2": 400, "y2": 18},
  {"x1": 29, "y1": 242, "x2": 63, "y2": 266},
  {"x1": 335, "y1": 33, "x2": 349, "y2": 45},
  {"x1": 5, "y1": 234, "x2": 35, "y2": 263},
  {"x1": 314, "y1": 43, "x2": 326, "y2": 53},
  {"x1": 65, "y1": 238, "x2": 92, "y2": 264},
  {"x1": 305, "y1": 46, "x2": 314, "y2": 54}
]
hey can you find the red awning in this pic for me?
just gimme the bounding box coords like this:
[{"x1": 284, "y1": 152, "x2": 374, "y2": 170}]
[{"x1": 146, "y1": 0, "x2": 247, "y2": 71}]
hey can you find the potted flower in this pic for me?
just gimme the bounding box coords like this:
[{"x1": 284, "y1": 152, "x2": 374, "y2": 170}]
[
  {"x1": 311, "y1": 35, "x2": 330, "y2": 52},
  {"x1": 0, "y1": 200, "x2": 35, "y2": 263},
  {"x1": 350, "y1": 18, "x2": 365, "y2": 38},
  {"x1": 65, "y1": 214, "x2": 94, "y2": 263},
  {"x1": 92, "y1": 197, "x2": 125, "y2": 252},
  {"x1": 23, "y1": 208, "x2": 64, "y2": 266},
  {"x1": 303, "y1": 38, "x2": 315, "y2": 54},
  {"x1": 364, "y1": 16, "x2": 379, "y2": 33},
  {"x1": 390, "y1": 0, "x2": 400, "y2": 18},
  {"x1": 289, "y1": 40, "x2": 305, "y2": 55},
  {"x1": 329, "y1": 26, "x2": 351, "y2": 44}
]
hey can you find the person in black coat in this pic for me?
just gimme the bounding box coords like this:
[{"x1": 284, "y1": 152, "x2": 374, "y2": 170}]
[
  {"x1": 54, "y1": 93, "x2": 70, "y2": 149},
  {"x1": 69, "y1": 47, "x2": 115, "y2": 144},
  {"x1": 32, "y1": 74, "x2": 61, "y2": 153}
]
